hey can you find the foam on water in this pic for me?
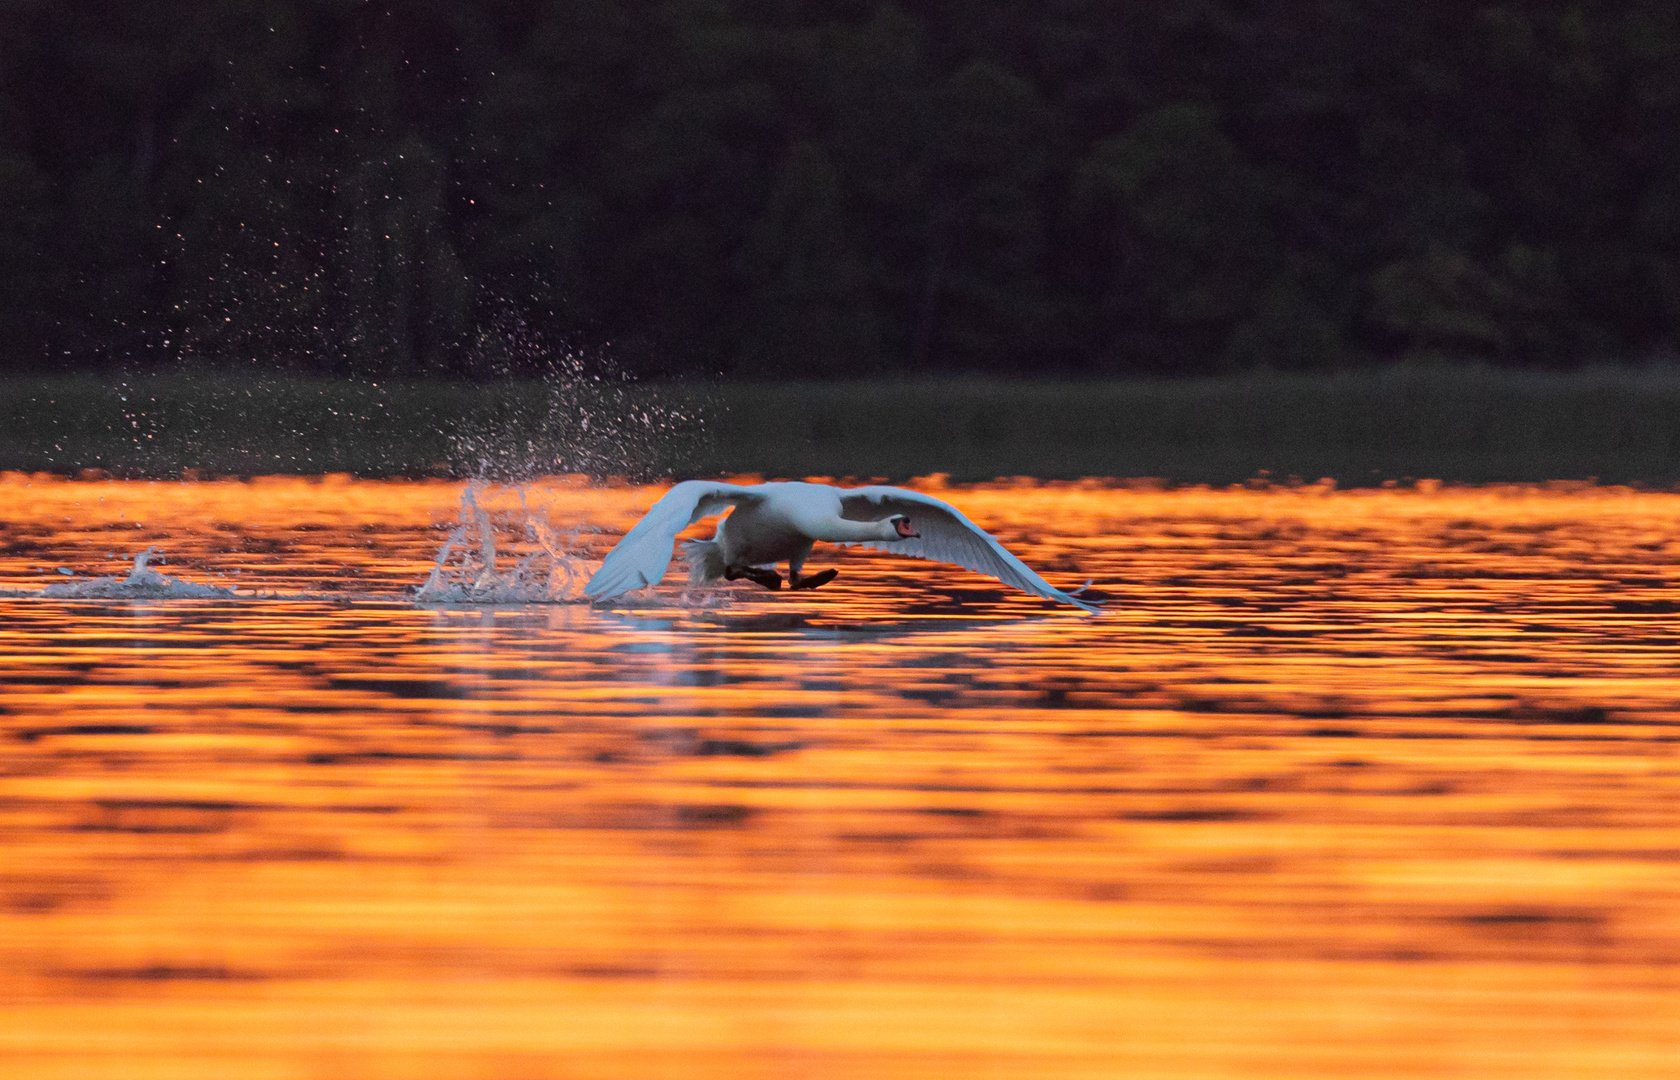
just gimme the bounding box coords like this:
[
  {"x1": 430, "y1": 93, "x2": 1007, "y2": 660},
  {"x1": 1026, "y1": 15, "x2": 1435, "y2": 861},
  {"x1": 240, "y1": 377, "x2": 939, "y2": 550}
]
[
  {"x1": 39, "y1": 546, "x2": 236, "y2": 599},
  {"x1": 415, "y1": 484, "x2": 594, "y2": 604}
]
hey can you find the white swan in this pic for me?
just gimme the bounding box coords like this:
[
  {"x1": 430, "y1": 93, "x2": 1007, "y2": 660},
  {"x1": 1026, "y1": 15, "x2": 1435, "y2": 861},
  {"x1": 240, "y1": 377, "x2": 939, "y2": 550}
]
[{"x1": 584, "y1": 480, "x2": 1099, "y2": 613}]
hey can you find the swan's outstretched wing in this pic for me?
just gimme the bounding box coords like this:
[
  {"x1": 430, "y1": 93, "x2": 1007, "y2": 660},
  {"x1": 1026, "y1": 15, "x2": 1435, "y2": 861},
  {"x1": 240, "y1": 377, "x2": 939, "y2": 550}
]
[
  {"x1": 838, "y1": 486, "x2": 1099, "y2": 613},
  {"x1": 585, "y1": 481, "x2": 763, "y2": 601}
]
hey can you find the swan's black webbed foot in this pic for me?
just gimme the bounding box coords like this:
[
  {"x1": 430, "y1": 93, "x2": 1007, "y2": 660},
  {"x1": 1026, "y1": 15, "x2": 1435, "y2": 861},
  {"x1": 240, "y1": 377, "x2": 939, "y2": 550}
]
[
  {"x1": 725, "y1": 565, "x2": 783, "y2": 591},
  {"x1": 790, "y1": 569, "x2": 838, "y2": 590}
]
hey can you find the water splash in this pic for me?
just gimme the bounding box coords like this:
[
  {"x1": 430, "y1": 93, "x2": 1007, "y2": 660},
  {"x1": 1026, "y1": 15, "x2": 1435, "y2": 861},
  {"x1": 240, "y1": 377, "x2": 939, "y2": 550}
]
[
  {"x1": 40, "y1": 546, "x2": 236, "y2": 599},
  {"x1": 447, "y1": 318, "x2": 705, "y2": 481},
  {"x1": 415, "y1": 484, "x2": 593, "y2": 603}
]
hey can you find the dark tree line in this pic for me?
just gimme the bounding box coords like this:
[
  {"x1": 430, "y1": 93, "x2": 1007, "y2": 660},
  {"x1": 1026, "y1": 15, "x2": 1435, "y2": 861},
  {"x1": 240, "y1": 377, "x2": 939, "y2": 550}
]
[{"x1": 2, "y1": 0, "x2": 1678, "y2": 378}]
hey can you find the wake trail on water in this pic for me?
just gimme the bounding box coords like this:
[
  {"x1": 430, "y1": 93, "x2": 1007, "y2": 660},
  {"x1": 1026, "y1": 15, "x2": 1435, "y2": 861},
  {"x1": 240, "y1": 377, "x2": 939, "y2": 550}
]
[
  {"x1": 38, "y1": 546, "x2": 237, "y2": 599},
  {"x1": 14, "y1": 484, "x2": 716, "y2": 607}
]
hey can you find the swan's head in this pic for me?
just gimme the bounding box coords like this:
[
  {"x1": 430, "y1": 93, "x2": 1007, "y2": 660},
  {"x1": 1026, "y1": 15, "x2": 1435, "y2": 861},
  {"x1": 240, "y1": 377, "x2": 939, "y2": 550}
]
[{"x1": 889, "y1": 515, "x2": 919, "y2": 540}]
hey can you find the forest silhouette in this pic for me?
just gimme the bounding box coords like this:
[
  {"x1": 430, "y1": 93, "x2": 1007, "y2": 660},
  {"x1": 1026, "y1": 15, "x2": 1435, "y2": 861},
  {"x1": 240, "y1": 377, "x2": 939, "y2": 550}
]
[{"x1": 2, "y1": 1, "x2": 1677, "y2": 378}]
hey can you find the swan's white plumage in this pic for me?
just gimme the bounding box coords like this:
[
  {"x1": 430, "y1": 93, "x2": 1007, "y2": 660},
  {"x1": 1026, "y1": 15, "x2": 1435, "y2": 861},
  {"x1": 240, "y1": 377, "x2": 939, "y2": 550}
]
[
  {"x1": 582, "y1": 480, "x2": 762, "y2": 601},
  {"x1": 834, "y1": 487, "x2": 1097, "y2": 612},
  {"x1": 583, "y1": 480, "x2": 1098, "y2": 613}
]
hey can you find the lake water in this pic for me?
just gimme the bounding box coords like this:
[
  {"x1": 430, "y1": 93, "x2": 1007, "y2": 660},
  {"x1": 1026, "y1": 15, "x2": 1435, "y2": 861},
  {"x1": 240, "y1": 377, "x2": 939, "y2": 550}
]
[{"x1": 2, "y1": 475, "x2": 1678, "y2": 1078}]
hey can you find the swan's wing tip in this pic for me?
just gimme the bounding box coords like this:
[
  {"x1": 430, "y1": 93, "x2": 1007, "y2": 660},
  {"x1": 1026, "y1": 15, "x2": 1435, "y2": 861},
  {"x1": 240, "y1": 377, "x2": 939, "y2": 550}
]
[
  {"x1": 1046, "y1": 588, "x2": 1102, "y2": 614},
  {"x1": 1060, "y1": 580, "x2": 1103, "y2": 614}
]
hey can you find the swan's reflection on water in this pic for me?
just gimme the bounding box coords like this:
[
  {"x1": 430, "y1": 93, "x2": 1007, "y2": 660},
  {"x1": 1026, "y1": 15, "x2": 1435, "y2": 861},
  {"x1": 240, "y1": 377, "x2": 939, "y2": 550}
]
[{"x1": 2, "y1": 476, "x2": 1679, "y2": 1078}]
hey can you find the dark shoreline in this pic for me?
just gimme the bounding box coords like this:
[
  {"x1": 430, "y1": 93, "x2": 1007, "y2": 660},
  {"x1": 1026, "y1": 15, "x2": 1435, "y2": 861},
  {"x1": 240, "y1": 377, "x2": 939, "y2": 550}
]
[{"x1": 5, "y1": 366, "x2": 1680, "y2": 485}]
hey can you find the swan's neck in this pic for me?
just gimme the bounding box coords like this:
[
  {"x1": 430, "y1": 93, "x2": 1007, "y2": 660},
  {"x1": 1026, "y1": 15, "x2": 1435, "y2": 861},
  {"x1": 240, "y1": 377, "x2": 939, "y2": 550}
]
[{"x1": 814, "y1": 517, "x2": 901, "y2": 544}]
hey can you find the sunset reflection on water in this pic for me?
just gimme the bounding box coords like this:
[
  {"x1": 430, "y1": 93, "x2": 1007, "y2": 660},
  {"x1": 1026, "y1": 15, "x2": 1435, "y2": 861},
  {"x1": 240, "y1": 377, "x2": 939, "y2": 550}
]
[{"x1": 2, "y1": 475, "x2": 1678, "y2": 1078}]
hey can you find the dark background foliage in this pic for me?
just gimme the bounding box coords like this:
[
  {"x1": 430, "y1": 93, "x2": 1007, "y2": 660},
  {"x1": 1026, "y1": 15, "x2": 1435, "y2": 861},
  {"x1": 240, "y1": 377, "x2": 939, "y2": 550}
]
[{"x1": 2, "y1": 0, "x2": 1678, "y2": 378}]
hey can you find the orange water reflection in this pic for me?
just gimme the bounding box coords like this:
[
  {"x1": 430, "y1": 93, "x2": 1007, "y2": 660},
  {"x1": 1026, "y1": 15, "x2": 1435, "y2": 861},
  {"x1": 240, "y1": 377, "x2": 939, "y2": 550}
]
[{"x1": 2, "y1": 475, "x2": 1679, "y2": 1078}]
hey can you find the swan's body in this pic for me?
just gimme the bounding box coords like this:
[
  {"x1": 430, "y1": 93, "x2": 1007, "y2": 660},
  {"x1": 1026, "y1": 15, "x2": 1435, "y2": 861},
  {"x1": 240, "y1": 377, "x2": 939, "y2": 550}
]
[{"x1": 584, "y1": 480, "x2": 1098, "y2": 613}]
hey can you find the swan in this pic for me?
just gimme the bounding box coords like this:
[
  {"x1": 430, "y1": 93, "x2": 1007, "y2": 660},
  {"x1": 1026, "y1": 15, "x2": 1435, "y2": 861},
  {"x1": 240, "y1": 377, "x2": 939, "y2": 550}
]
[{"x1": 583, "y1": 480, "x2": 1099, "y2": 613}]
